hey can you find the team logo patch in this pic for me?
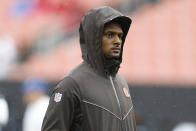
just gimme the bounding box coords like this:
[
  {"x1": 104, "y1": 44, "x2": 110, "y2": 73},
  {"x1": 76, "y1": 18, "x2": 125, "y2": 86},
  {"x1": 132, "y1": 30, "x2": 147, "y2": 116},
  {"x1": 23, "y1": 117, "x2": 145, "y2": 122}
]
[
  {"x1": 123, "y1": 87, "x2": 130, "y2": 98},
  {"x1": 54, "y1": 93, "x2": 62, "y2": 102}
]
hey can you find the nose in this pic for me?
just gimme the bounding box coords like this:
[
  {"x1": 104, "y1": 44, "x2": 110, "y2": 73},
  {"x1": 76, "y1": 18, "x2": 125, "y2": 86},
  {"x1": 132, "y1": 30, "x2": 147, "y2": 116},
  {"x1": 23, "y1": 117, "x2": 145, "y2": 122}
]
[{"x1": 114, "y1": 35, "x2": 122, "y2": 45}]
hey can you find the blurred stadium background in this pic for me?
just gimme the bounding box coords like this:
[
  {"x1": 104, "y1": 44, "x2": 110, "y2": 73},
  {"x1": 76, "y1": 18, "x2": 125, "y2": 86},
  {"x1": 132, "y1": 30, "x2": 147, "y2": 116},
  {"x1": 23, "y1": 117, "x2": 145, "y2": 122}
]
[{"x1": 0, "y1": 0, "x2": 196, "y2": 131}]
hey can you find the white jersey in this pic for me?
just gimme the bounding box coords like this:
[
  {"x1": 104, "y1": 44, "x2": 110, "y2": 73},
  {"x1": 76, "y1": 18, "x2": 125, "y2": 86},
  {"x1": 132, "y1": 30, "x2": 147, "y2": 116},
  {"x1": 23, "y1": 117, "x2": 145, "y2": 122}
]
[
  {"x1": 0, "y1": 97, "x2": 9, "y2": 126},
  {"x1": 173, "y1": 122, "x2": 196, "y2": 131},
  {"x1": 22, "y1": 96, "x2": 49, "y2": 131}
]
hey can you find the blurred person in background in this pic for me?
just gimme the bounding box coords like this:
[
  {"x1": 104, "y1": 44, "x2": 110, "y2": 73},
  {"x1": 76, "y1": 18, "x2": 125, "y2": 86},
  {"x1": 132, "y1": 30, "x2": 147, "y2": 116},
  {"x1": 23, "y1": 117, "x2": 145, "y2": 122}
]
[
  {"x1": 0, "y1": 35, "x2": 18, "y2": 80},
  {"x1": 21, "y1": 78, "x2": 49, "y2": 131},
  {"x1": 172, "y1": 122, "x2": 196, "y2": 131},
  {"x1": 42, "y1": 6, "x2": 136, "y2": 131},
  {"x1": 0, "y1": 94, "x2": 9, "y2": 131}
]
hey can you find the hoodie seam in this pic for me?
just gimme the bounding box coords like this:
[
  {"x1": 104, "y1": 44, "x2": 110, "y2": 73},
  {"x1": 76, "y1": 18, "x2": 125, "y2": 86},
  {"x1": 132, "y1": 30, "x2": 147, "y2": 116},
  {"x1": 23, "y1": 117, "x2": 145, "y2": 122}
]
[
  {"x1": 82, "y1": 100, "x2": 121, "y2": 120},
  {"x1": 123, "y1": 106, "x2": 133, "y2": 120}
]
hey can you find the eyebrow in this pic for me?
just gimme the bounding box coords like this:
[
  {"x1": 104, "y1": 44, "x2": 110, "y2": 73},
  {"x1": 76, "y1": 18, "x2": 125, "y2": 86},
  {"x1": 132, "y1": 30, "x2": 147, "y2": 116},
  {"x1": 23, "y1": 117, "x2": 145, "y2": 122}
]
[{"x1": 104, "y1": 30, "x2": 123, "y2": 35}]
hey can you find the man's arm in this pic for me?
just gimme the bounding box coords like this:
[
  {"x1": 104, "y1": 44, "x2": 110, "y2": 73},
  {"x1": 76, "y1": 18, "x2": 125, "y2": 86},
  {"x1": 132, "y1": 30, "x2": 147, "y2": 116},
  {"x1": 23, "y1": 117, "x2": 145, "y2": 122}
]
[{"x1": 41, "y1": 77, "x2": 82, "y2": 131}]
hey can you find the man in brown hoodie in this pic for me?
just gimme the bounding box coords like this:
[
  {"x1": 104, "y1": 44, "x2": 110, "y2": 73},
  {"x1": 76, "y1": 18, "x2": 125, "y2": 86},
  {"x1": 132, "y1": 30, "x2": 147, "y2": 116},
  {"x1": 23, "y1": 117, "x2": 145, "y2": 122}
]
[{"x1": 42, "y1": 6, "x2": 136, "y2": 131}]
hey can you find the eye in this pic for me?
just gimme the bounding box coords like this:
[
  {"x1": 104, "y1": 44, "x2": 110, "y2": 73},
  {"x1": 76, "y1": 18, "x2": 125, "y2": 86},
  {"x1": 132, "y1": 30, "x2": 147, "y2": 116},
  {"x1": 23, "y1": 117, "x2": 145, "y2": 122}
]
[
  {"x1": 105, "y1": 32, "x2": 114, "y2": 38},
  {"x1": 118, "y1": 34, "x2": 123, "y2": 40}
]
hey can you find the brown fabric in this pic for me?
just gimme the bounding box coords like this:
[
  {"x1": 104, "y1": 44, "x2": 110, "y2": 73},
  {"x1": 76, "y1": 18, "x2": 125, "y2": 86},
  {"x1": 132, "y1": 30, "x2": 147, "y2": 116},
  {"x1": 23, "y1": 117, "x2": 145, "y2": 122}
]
[{"x1": 41, "y1": 6, "x2": 136, "y2": 131}]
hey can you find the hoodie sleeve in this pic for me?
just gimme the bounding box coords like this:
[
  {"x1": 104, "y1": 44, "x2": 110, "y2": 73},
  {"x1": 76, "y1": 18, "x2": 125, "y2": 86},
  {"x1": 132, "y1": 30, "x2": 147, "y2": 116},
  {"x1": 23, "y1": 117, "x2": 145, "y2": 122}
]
[{"x1": 41, "y1": 76, "x2": 82, "y2": 131}]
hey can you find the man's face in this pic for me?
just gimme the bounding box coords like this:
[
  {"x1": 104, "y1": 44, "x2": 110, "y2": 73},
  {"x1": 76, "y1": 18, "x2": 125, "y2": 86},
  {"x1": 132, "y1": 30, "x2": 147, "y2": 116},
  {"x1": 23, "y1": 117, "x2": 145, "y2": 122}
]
[{"x1": 102, "y1": 23, "x2": 123, "y2": 58}]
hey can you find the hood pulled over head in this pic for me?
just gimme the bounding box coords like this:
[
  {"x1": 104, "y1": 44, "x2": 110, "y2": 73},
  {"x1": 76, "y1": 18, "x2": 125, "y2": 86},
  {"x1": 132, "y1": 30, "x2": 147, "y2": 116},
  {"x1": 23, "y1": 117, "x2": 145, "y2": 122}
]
[{"x1": 79, "y1": 6, "x2": 132, "y2": 77}]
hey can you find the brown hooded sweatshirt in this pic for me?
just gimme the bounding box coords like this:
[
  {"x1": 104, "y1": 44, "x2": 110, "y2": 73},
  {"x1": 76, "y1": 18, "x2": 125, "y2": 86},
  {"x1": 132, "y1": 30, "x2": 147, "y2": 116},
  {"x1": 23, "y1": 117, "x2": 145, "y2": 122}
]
[{"x1": 41, "y1": 6, "x2": 136, "y2": 131}]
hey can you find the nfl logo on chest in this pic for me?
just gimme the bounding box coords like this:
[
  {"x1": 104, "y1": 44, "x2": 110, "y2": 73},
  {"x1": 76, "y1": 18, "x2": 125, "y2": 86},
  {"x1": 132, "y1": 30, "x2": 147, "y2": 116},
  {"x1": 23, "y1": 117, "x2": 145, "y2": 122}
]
[{"x1": 54, "y1": 93, "x2": 62, "y2": 102}]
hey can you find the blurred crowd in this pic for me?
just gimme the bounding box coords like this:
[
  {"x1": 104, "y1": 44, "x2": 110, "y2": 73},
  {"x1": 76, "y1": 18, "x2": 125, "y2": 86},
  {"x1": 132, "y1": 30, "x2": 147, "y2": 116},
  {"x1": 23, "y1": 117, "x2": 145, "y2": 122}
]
[
  {"x1": 1, "y1": 0, "x2": 196, "y2": 85},
  {"x1": 0, "y1": 0, "x2": 161, "y2": 82},
  {"x1": 0, "y1": 0, "x2": 196, "y2": 130}
]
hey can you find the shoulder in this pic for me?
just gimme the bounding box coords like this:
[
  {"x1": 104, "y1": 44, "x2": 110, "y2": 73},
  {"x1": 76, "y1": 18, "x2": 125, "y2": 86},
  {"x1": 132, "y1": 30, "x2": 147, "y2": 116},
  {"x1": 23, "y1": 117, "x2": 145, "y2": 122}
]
[
  {"x1": 54, "y1": 76, "x2": 80, "y2": 93},
  {"x1": 66, "y1": 62, "x2": 93, "y2": 79},
  {"x1": 50, "y1": 76, "x2": 82, "y2": 104}
]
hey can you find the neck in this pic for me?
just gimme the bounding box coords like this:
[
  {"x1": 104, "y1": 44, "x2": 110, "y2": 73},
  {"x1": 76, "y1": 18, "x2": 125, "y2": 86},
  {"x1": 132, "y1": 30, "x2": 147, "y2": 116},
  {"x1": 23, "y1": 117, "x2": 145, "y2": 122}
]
[{"x1": 103, "y1": 56, "x2": 121, "y2": 77}]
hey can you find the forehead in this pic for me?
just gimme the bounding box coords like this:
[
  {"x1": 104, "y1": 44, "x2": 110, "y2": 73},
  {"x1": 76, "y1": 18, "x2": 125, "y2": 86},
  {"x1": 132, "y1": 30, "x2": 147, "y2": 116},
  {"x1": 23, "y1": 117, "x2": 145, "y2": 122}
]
[{"x1": 103, "y1": 22, "x2": 123, "y2": 33}]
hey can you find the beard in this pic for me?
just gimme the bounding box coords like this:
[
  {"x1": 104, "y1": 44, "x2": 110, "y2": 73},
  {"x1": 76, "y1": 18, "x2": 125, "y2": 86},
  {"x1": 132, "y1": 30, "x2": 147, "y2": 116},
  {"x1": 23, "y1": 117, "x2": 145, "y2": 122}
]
[{"x1": 103, "y1": 55, "x2": 121, "y2": 77}]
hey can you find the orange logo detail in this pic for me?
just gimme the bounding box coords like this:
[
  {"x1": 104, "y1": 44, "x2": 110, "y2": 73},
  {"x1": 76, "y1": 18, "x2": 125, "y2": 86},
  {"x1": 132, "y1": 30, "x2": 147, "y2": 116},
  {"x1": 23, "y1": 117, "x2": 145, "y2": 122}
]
[{"x1": 123, "y1": 87, "x2": 130, "y2": 98}]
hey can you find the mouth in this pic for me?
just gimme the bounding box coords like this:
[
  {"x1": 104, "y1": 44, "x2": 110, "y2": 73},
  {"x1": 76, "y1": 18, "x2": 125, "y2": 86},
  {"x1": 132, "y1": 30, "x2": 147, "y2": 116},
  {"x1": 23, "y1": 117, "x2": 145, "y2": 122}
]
[
  {"x1": 111, "y1": 48, "x2": 121, "y2": 55},
  {"x1": 111, "y1": 47, "x2": 121, "y2": 52}
]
